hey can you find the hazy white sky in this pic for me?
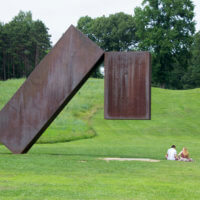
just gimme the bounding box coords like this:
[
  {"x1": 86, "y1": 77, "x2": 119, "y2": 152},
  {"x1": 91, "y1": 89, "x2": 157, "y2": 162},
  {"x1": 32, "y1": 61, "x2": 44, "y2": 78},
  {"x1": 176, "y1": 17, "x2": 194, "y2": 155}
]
[{"x1": 0, "y1": 0, "x2": 199, "y2": 45}]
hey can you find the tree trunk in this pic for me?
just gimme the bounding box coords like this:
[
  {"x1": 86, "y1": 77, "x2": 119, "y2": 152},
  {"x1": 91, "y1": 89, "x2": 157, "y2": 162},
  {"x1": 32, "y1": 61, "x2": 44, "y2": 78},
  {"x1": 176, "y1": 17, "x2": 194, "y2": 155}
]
[
  {"x1": 12, "y1": 61, "x2": 15, "y2": 78},
  {"x1": 24, "y1": 54, "x2": 27, "y2": 77},
  {"x1": 3, "y1": 51, "x2": 6, "y2": 80},
  {"x1": 35, "y1": 43, "x2": 39, "y2": 67},
  {"x1": 160, "y1": 83, "x2": 165, "y2": 89}
]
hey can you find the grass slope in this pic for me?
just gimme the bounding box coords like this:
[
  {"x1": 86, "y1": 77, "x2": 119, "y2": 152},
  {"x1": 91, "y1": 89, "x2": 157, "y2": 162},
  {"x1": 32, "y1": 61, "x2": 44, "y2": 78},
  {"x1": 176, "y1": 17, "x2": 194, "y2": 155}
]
[
  {"x1": 0, "y1": 78, "x2": 104, "y2": 143},
  {"x1": 0, "y1": 78, "x2": 200, "y2": 200}
]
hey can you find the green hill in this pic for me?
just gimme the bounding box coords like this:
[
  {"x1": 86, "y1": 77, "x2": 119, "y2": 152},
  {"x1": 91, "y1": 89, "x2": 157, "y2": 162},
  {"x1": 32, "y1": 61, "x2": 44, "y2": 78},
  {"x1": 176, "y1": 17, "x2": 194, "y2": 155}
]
[
  {"x1": 1, "y1": 78, "x2": 200, "y2": 148},
  {"x1": 0, "y1": 78, "x2": 200, "y2": 199}
]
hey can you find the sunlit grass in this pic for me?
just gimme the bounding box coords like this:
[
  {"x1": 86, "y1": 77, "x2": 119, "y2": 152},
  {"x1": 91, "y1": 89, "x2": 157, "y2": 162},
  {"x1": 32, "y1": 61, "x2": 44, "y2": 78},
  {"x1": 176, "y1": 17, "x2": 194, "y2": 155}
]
[{"x1": 0, "y1": 78, "x2": 200, "y2": 199}]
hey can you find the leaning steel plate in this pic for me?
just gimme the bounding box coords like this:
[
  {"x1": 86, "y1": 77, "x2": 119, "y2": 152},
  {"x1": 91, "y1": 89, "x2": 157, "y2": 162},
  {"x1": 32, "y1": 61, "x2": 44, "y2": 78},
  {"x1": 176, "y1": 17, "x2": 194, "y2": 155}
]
[{"x1": 0, "y1": 25, "x2": 104, "y2": 153}]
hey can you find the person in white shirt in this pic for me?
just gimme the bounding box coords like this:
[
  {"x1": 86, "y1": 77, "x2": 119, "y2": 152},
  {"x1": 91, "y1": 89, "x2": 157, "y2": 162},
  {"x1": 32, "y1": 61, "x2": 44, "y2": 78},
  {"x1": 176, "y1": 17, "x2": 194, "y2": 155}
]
[{"x1": 165, "y1": 145, "x2": 178, "y2": 160}]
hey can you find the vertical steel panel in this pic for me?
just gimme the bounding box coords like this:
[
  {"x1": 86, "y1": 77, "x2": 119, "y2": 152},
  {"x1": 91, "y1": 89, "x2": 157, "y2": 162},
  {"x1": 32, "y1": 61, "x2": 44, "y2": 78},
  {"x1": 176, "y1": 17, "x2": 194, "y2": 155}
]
[
  {"x1": 104, "y1": 52, "x2": 151, "y2": 119},
  {"x1": 0, "y1": 25, "x2": 104, "y2": 153}
]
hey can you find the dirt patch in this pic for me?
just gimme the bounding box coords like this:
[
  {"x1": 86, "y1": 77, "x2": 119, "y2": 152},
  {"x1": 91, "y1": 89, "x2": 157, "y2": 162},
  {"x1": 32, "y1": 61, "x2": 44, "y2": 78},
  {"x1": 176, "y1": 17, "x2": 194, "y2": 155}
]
[{"x1": 99, "y1": 157, "x2": 160, "y2": 162}]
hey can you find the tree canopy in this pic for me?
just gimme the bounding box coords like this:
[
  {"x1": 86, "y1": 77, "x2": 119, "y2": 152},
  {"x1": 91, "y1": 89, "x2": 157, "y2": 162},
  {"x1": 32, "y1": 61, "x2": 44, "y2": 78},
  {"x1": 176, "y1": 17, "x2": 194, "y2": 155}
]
[
  {"x1": 0, "y1": 11, "x2": 51, "y2": 80},
  {"x1": 77, "y1": 12, "x2": 136, "y2": 51},
  {"x1": 77, "y1": 0, "x2": 198, "y2": 88},
  {"x1": 134, "y1": 0, "x2": 195, "y2": 88},
  {"x1": 183, "y1": 31, "x2": 200, "y2": 88},
  {"x1": 0, "y1": 3, "x2": 199, "y2": 89}
]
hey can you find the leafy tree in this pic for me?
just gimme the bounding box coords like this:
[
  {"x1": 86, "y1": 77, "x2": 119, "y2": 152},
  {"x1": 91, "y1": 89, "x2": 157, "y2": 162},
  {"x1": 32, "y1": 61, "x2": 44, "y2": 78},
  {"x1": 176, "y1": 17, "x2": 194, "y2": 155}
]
[
  {"x1": 0, "y1": 11, "x2": 51, "y2": 80},
  {"x1": 134, "y1": 0, "x2": 195, "y2": 89},
  {"x1": 5, "y1": 11, "x2": 33, "y2": 78},
  {"x1": 183, "y1": 31, "x2": 200, "y2": 88},
  {"x1": 31, "y1": 20, "x2": 51, "y2": 68},
  {"x1": 77, "y1": 12, "x2": 136, "y2": 51}
]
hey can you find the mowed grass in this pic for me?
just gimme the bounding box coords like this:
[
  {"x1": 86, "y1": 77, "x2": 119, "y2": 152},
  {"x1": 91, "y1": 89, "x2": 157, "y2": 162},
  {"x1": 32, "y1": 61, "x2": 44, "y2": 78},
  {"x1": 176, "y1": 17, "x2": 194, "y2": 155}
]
[
  {"x1": 0, "y1": 78, "x2": 200, "y2": 200},
  {"x1": 0, "y1": 78, "x2": 104, "y2": 143}
]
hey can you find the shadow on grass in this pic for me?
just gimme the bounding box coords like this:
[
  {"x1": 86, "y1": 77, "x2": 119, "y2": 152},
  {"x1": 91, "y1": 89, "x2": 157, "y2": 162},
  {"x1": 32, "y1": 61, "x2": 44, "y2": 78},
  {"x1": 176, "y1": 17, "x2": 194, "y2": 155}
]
[{"x1": 29, "y1": 152, "x2": 163, "y2": 160}]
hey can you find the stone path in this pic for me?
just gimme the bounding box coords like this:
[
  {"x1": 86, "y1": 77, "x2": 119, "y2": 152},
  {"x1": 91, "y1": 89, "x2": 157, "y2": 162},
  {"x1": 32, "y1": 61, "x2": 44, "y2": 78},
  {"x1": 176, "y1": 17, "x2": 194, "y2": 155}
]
[{"x1": 99, "y1": 157, "x2": 160, "y2": 162}]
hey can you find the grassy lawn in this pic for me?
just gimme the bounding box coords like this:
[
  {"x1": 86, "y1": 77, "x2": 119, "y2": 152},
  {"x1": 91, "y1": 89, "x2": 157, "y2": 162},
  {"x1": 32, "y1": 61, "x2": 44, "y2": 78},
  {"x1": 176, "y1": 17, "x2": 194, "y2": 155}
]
[{"x1": 0, "y1": 78, "x2": 200, "y2": 200}]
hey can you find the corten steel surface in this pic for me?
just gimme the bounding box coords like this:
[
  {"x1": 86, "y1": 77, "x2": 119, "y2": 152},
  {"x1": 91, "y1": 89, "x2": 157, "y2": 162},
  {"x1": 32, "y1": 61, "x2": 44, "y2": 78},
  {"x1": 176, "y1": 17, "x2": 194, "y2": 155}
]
[
  {"x1": 104, "y1": 52, "x2": 151, "y2": 119},
  {"x1": 0, "y1": 25, "x2": 104, "y2": 154}
]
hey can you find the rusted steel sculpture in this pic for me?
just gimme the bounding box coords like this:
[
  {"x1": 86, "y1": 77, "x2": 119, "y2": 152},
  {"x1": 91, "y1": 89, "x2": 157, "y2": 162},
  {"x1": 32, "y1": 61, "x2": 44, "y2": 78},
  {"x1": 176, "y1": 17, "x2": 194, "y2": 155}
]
[
  {"x1": 0, "y1": 25, "x2": 151, "y2": 154},
  {"x1": 0, "y1": 25, "x2": 104, "y2": 153},
  {"x1": 104, "y1": 52, "x2": 151, "y2": 119}
]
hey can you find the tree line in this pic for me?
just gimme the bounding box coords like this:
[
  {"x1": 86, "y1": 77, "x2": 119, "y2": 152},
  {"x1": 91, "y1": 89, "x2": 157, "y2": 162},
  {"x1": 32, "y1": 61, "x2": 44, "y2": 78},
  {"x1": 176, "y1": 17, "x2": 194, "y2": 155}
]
[
  {"x1": 1, "y1": 1, "x2": 200, "y2": 90},
  {"x1": 0, "y1": 11, "x2": 51, "y2": 80},
  {"x1": 77, "y1": 0, "x2": 200, "y2": 89}
]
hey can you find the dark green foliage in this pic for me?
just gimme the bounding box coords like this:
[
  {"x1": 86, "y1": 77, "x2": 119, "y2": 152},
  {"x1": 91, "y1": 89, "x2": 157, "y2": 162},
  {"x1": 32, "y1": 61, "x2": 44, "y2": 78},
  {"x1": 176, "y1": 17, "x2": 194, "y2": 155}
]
[
  {"x1": 0, "y1": 11, "x2": 51, "y2": 80},
  {"x1": 183, "y1": 31, "x2": 200, "y2": 88},
  {"x1": 77, "y1": 2, "x2": 197, "y2": 87},
  {"x1": 134, "y1": 0, "x2": 195, "y2": 89},
  {"x1": 77, "y1": 12, "x2": 136, "y2": 51}
]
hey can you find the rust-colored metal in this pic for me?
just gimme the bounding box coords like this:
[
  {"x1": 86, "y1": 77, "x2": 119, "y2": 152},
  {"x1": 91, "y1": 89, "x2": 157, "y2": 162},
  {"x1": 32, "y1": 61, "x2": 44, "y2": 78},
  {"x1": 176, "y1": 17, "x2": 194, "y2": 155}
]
[
  {"x1": 104, "y1": 52, "x2": 151, "y2": 119},
  {"x1": 0, "y1": 25, "x2": 104, "y2": 154}
]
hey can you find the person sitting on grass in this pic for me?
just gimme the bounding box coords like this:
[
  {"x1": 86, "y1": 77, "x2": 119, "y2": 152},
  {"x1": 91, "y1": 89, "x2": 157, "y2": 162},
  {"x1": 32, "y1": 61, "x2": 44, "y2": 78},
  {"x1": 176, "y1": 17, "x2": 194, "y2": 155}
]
[
  {"x1": 165, "y1": 145, "x2": 178, "y2": 160},
  {"x1": 178, "y1": 147, "x2": 193, "y2": 162}
]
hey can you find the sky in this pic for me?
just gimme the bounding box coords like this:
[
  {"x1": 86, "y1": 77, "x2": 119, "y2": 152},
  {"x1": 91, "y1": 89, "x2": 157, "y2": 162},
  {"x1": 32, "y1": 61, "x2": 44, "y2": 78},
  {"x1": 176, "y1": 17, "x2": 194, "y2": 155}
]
[{"x1": 0, "y1": 0, "x2": 199, "y2": 45}]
